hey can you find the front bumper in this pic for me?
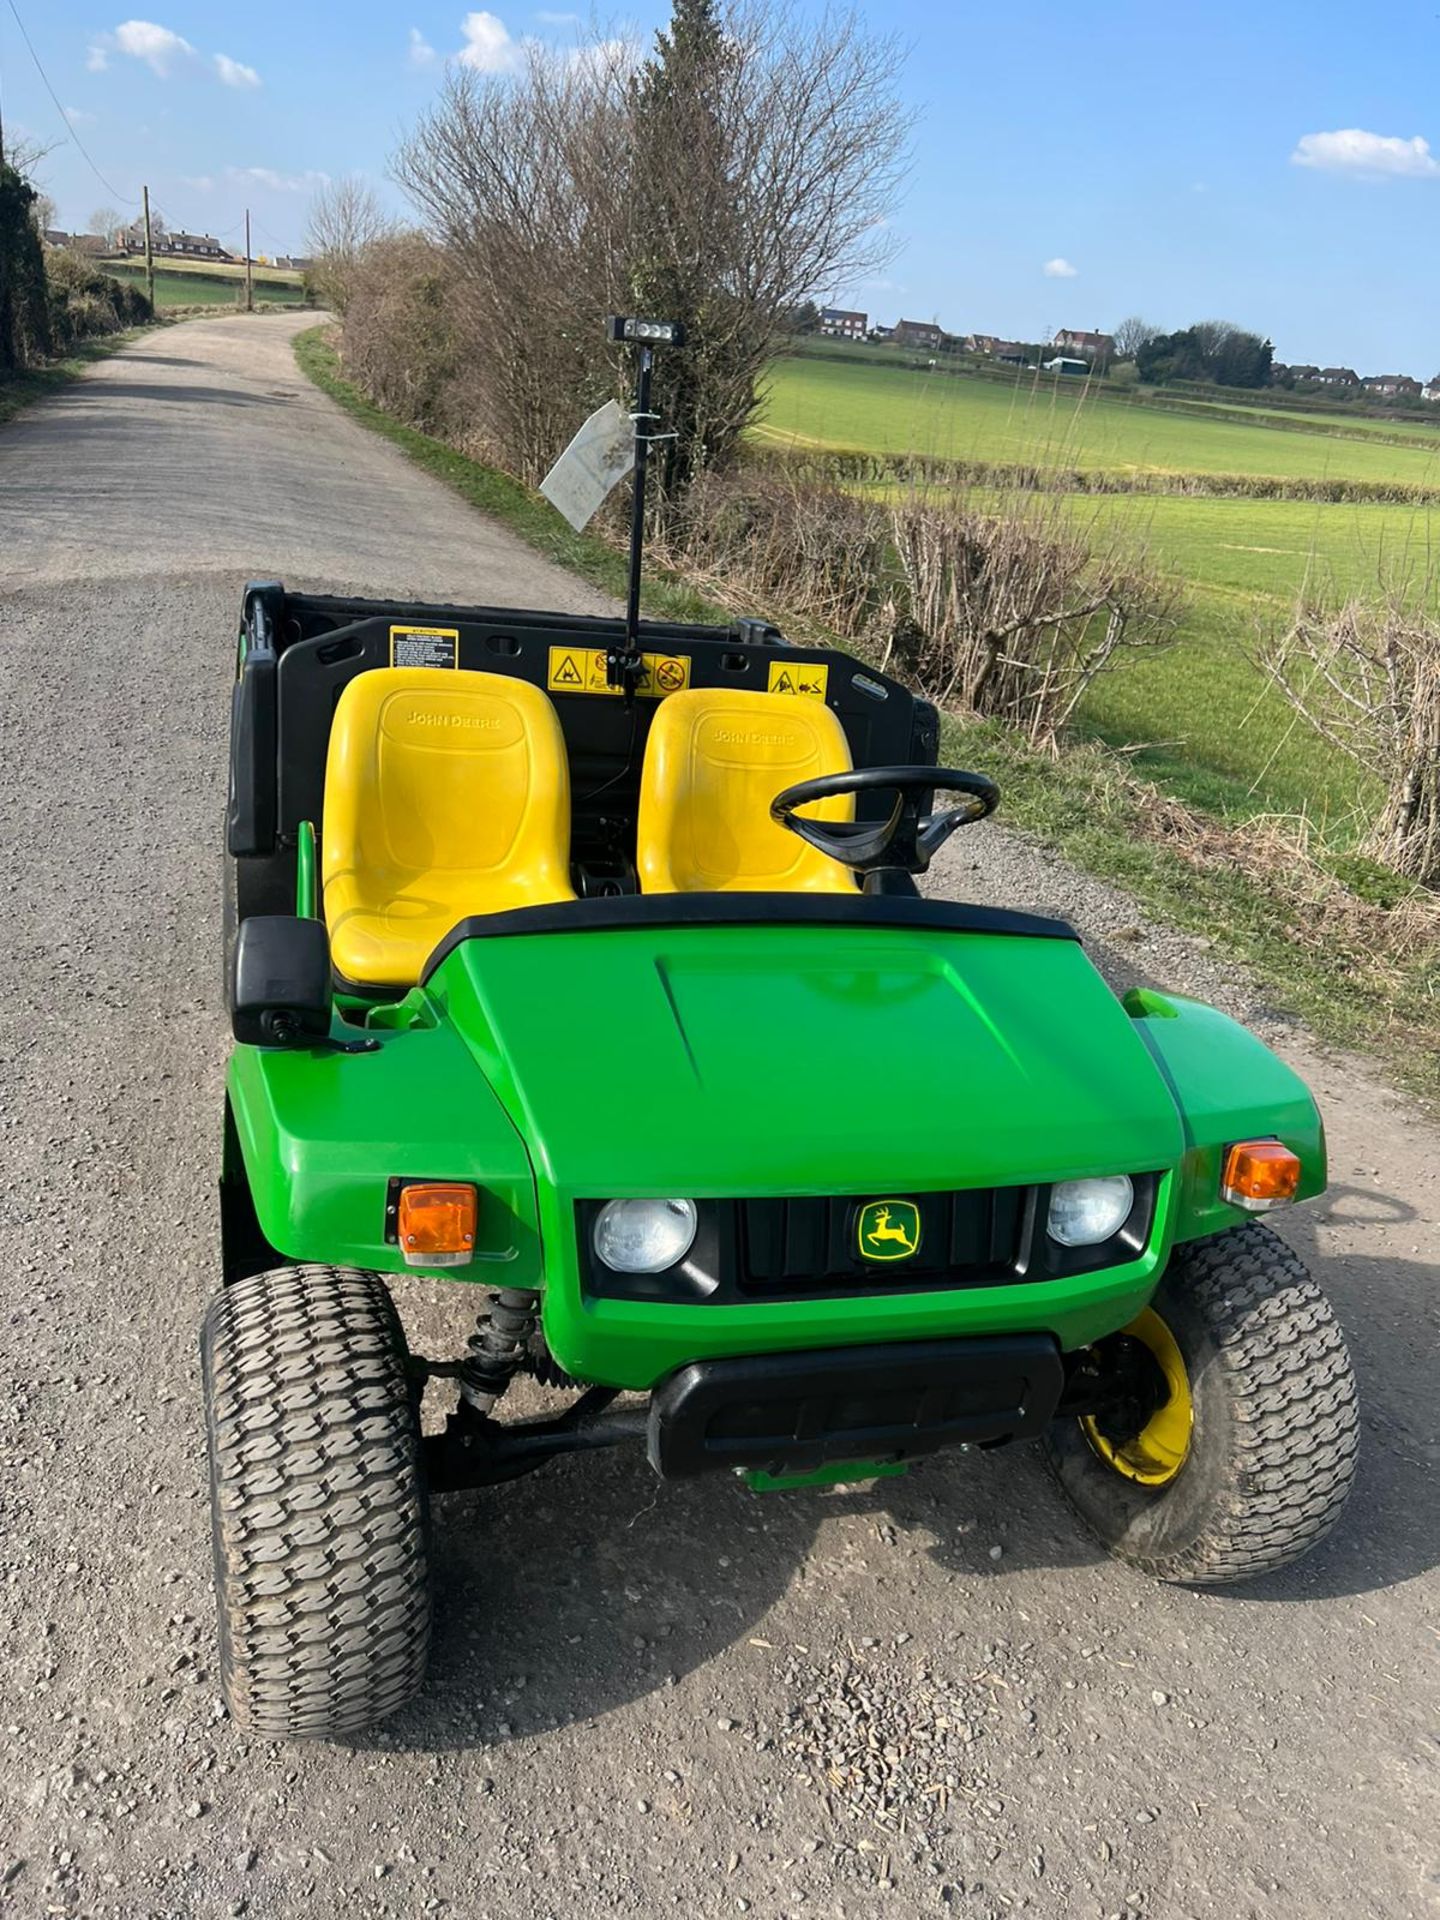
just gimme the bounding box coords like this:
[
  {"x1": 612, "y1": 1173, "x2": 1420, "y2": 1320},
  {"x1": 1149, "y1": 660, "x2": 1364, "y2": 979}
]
[{"x1": 648, "y1": 1335, "x2": 1065, "y2": 1479}]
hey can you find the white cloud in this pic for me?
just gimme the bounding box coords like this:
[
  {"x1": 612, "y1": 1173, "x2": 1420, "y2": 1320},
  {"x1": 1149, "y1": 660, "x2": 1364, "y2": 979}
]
[
  {"x1": 64, "y1": 105, "x2": 98, "y2": 125},
  {"x1": 112, "y1": 19, "x2": 195, "y2": 74},
  {"x1": 458, "y1": 11, "x2": 522, "y2": 72},
  {"x1": 1291, "y1": 128, "x2": 1440, "y2": 179},
  {"x1": 1043, "y1": 257, "x2": 1079, "y2": 279},
  {"x1": 408, "y1": 26, "x2": 437, "y2": 66},
  {"x1": 182, "y1": 173, "x2": 215, "y2": 192},
  {"x1": 214, "y1": 53, "x2": 261, "y2": 89},
  {"x1": 88, "y1": 20, "x2": 260, "y2": 87},
  {"x1": 227, "y1": 165, "x2": 332, "y2": 193}
]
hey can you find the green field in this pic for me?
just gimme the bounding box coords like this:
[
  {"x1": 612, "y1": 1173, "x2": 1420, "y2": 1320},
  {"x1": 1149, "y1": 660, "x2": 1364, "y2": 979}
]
[
  {"x1": 763, "y1": 355, "x2": 1440, "y2": 488},
  {"x1": 758, "y1": 355, "x2": 1440, "y2": 834},
  {"x1": 104, "y1": 262, "x2": 304, "y2": 309}
]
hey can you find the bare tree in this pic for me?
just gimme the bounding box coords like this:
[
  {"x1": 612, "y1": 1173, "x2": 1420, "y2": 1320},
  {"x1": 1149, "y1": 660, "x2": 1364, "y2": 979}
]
[
  {"x1": 1112, "y1": 314, "x2": 1158, "y2": 361},
  {"x1": 305, "y1": 176, "x2": 393, "y2": 314},
  {"x1": 88, "y1": 206, "x2": 122, "y2": 242},
  {"x1": 30, "y1": 188, "x2": 57, "y2": 234},
  {"x1": 393, "y1": 1, "x2": 911, "y2": 501}
]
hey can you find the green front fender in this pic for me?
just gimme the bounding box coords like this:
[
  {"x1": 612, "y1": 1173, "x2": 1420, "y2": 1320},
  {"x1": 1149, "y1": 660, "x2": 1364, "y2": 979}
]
[
  {"x1": 226, "y1": 1017, "x2": 544, "y2": 1284},
  {"x1": 1123, "y1": 988, "x2": 1325, "y2": 1241}
]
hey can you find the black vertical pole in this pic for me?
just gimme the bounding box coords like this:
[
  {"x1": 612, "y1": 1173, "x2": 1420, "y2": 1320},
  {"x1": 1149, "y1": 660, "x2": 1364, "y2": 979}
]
[{"x1": 624, "y1": 344, "x2": 654, "y2": 657}]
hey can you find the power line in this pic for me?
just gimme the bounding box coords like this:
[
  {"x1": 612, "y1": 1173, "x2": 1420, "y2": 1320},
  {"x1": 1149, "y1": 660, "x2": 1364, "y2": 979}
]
[{"x1": 4, "y1": 0, "x2": 137, "y2": 205}]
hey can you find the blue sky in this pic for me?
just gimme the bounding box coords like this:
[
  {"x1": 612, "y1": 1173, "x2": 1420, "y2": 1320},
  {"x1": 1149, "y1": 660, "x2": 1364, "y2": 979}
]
[{"x1": 4, "y1": 2, "x2": 1439, "y2": 373}]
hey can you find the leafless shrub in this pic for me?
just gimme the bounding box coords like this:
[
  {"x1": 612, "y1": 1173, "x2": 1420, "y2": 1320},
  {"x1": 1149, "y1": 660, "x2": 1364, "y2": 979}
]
[
  {"x1": 1264, "y1": 596, "x2": 1440, "y2": 884},
  {"x1": 306, "y1": 176, "x2": 395, "y2": 315},
  {"x1": 340, "y1": 233, "x2": 464, "y2": 434},
  {"x1": 666, "y1": 466, "x2": 893, "y2": 635},
  {"x1": 884, "y1": 495, "x2": 1180, "y2": 747}
]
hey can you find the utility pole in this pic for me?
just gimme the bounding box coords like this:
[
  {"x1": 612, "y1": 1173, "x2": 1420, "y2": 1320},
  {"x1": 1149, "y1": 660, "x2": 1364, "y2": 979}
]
[
  {"x1": 244, "y1": 209, "x2": 253, "y2": 313},
  {"x1": 142, "y1": 185, "x2": 155, "y2": 312}
]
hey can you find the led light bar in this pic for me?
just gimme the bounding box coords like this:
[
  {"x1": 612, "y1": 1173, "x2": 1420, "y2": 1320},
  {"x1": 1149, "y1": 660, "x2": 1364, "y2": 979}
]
[{"x1": 607, "y1": 315, "x2": 685, "y2": 347}]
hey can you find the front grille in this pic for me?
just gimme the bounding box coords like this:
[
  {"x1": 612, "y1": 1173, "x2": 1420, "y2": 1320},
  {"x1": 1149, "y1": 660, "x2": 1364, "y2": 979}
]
[{"x1": 737, "y1": 1190, "x2": 1032, "y2": 1295}]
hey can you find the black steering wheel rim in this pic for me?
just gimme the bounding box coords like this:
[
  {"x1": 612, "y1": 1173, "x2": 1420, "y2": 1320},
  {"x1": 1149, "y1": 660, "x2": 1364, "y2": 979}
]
[{"x1": 770, "y1": 765, "x2": 999, "y2": 877}]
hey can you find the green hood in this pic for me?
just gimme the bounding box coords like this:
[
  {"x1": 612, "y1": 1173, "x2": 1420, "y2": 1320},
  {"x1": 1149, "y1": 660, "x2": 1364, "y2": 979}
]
[{"x1": 433, "y1": 924, "x2": 1184, "y2": 1198}]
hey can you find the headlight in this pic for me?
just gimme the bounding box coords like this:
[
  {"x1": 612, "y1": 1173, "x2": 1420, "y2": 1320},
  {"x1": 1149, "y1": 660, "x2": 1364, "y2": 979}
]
[
  {"x1": 1047, "y1": 1175, "x2": 1135, "y2": 1248},
  {"x1": 593, "y1": 1198, "x2": 698, "y2": 1274}
]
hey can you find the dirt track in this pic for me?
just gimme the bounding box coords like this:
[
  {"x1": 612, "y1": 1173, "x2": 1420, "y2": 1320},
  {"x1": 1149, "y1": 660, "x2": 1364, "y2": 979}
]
[{"x1": 0, "y1": 314, "x2": 1435, "y2": 1920}]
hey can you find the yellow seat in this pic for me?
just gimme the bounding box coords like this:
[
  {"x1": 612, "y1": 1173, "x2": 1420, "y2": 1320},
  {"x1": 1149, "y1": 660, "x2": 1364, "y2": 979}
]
[
  {"x1": 638, "y1": 688, "x2": 856, "y2": 894},
  {"x1": 322, "y1": 668, "x2": 575, "y2": 987}
]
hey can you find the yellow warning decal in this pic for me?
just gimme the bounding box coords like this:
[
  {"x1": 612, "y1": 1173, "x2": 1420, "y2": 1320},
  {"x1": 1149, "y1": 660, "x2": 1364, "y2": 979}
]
[
  {"x1": 390, "y1": 625, "x2": 459, "y2": 669},
  {"x1": 767, "y1": 659, "x2": 829, "y2": 700},
  {"x1": 546, "y1": 646, "x2": 691, "y2": 699}
]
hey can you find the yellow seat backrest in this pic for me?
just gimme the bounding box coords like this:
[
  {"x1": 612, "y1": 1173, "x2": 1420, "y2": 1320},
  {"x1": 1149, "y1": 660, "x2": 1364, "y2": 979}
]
[
  {"x1": 322, "y1": 667, "x2": 575, "y2": 987},
  {"x1": 638, "y1": 687, "x2": 856, "y2": 894}
]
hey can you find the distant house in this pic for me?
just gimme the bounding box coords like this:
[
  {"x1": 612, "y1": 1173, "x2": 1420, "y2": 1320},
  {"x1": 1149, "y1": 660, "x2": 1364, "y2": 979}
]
[
  {"x1": 169, "y1": 231, "x2": 230, "y2": 259},
  {"x1": 1043, "y1": 356, "x2": 1090, "y2": 377},
  {"x1": 272, "y1": 255, "x2": 313, "y2": 273},
  {"x1": 1424, "y1": 376, "x2": 1440, "y2": 403},
  {"x1": 1314, "y1": 367, "x2": 1359, "y2": 388},
  {"x1": 1286, "y1": 365, "x2": 1321, "y2": 383},
  {"x1": 1053, "y1": 328, "x2": 1115, "y2": 363},
  {"x1": 1362, "y1": 373, "x2": 1422, "y2": 399},
  {"x1": 894, "y1": 319, "x2": 945, "y2": 352},
  {"x1": 868, "y1": 324, "x2": 894, "y2": 342},
  {"x1": 994, "y1": 341, "x2": 1029, "y2": 364},
  {"x1": 818, "y1": 306, "x2": 867, "y2": 341},
  {"x1": 964, "y1": 333, "x2": 1001, "y2": 356}
]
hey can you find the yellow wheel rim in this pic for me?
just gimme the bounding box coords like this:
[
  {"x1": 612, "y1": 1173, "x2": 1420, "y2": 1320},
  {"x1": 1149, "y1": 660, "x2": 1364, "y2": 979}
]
[{"x1": 1081, "y1": 1308, "x2": 1193, "y2": 1488}]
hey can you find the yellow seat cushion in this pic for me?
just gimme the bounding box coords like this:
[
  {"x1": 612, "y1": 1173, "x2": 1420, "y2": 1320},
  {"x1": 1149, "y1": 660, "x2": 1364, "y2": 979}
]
[
  {"x1": 638, "y1": 687, "x2": 856, "y2": 894},
  {"x1": 322, "y1": 668, "x2": 575, "y2": 987}
]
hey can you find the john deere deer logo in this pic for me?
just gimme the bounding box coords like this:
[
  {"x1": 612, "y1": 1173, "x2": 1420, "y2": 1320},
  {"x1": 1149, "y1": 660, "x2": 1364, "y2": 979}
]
[{"x1": 857, "y1": 1200, "x2": 922, "y2": 1263}]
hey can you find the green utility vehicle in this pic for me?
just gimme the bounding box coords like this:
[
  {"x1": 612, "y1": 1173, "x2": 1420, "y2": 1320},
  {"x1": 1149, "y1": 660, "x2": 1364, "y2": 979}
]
[
  {"x1": 207, "y1": 307, "x2": 1353, "y2": 1741},
  {"x1": 208, "y1": 575, "x2": 1358, "y2": 1740}
]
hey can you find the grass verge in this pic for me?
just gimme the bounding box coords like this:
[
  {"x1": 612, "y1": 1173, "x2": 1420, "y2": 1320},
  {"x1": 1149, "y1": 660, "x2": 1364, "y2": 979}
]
[
  {"x1": 0, "y1": 325, "x2": 158, "y2": 426},
  {"x1": 294, "y1": 327, "x2": 1439, "y2": 1102}
]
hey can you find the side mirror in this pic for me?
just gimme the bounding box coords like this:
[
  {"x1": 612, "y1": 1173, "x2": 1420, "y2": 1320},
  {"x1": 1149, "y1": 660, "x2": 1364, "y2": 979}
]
[{"x1": 231, "y1": 916, "x2": 332, "y2": 1048}]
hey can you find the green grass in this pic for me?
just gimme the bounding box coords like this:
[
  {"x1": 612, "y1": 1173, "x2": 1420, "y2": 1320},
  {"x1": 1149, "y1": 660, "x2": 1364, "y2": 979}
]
[
  {"x1": 968, "y1": 488, "x2": 1435, "y2": 826},
  {"x1": 0, "y1": 325, "x2": 156, "y2": 425},
  {"x1": 105, "y1": 263, "x2": 303, "y2": 309},
  {"x1": 778, "y1": 356, "x2": 1440, "y2": 830},
  {"x1": 763, "y1": 355, "x2": 1440, "y2": 486}
]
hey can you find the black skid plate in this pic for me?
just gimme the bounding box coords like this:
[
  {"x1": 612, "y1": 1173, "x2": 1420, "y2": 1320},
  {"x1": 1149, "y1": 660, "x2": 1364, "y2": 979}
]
[{"x1": 647, "y1": 1335, "x2": 1064, "y2": 1480}]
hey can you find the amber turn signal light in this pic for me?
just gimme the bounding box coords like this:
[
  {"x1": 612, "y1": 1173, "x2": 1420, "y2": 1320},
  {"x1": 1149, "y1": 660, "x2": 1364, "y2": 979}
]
[
  {"x1": 397, "y1": 1182, "x2": 478, "y2": 1267},
  {"x1": 1222, "y1": 1141, "x2": 1301, "y2": 1212}
]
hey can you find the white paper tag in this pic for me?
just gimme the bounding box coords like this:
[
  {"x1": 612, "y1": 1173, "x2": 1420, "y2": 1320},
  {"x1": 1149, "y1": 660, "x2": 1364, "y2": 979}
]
[{"x1": 539, "y1": 400, "x2": 635, "y2": 531}]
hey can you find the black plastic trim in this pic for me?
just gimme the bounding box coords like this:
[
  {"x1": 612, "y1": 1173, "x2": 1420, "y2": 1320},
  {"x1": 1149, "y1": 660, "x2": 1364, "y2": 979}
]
[
  {"x1": 647, "y1": 1335, "x2": 1065, "y2": 1478},
  {"x1": 422, "y1": 893, "x2": 1078, "y2": 980}
]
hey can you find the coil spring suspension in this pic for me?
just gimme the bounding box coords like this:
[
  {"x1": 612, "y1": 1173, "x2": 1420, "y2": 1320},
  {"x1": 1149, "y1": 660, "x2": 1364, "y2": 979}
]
[{"x1": 459, "y1": 1288, "x2": 540, "y2": 1413}]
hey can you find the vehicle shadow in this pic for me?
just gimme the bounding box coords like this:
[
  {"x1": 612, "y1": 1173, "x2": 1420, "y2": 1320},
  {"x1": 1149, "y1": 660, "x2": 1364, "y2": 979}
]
[{"x1": 364, "y1": 1221, "x2": 1436, "y2": 1754}]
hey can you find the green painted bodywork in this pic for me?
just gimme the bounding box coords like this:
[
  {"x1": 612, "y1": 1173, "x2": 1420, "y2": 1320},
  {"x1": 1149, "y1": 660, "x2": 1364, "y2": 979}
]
[
  {"x1": 227, "y1": 922, "x2": 1325, "y2": 1392},
  {"x1": 296, "y1": 821, "x2": 317, "y2": 918}
]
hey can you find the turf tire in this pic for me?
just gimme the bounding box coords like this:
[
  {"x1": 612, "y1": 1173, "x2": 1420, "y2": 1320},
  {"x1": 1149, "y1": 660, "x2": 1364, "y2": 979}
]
[
  {"x1": 1044, "y1": 1223, "x2": 1358, "y2": 1584},
  {"x1": 202, "y1": 1265, "x2": 431, "y2": 1738}
]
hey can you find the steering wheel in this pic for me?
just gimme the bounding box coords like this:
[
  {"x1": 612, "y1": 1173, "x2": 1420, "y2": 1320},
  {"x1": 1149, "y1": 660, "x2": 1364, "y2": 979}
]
[{"x1": 770, "y1": 766, "x2": 999, "y2": 880}]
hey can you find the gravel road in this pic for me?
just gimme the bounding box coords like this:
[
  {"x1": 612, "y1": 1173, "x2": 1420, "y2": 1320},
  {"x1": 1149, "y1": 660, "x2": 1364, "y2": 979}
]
[{"x1": 0, "y1": 314, "x2": 1435, "y2": 1920}]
